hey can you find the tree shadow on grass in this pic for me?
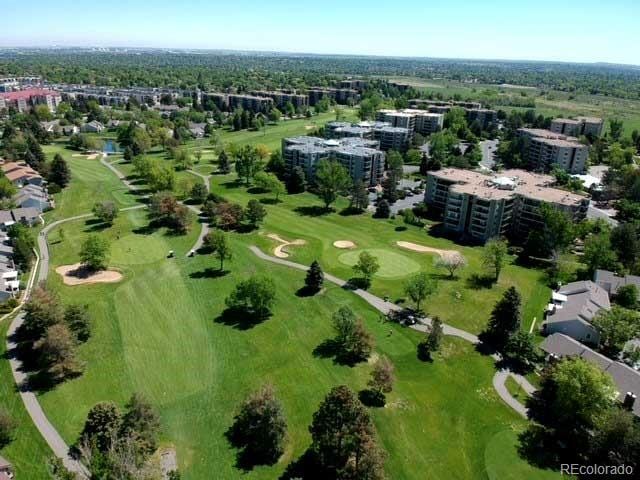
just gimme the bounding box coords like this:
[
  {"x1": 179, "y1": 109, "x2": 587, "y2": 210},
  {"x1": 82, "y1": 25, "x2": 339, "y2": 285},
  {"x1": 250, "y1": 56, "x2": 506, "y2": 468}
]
[
  {"x1": 189, "y1": 268, "x2": 229, "y2": 279},
  {"x1": 259, "y1": 198, "x2": 280, "y2": 205},
  {"x1": 83, "y1": 218, "x2": 111, "y2": 233},
  {"x1": 295, "y1": 286, "x2": 319, "y2": 298},
  {"x1": 214, "y1": 307, "x2": 271, "y2": 330},
  {"x1": 358, "y1": 389, "x2": 385, "y2": 407},
  {"x1": 247, "y1": 186, "x2": 268, "y2": 195},
  {"x1": 339, "y1": 206, "x2": 364, "y2": 216},
  {"x1": 280, "y1": 449, "x2": 325, "y2": 480},
  {"x1": 344, "y1": 277, "x2": 369, "y2": 291},
  {"x1": 312, "y1": 338, "x2": 365, "y2": 367},
  {"x1": 294, "y1": 205, "x2": 332, "y2": 217},
  {"x1": 225, "y1": 423, "x2": 279, "y2": 471},
  {"x1": 221, "y1": 180, "x2": 243, "y2": 189},
  {"x1": 517, "y1": 426, "x2": 564, "y2": 471},
  {"x1": 466, "y1": 273, "x2": 496, "y2": 290}
]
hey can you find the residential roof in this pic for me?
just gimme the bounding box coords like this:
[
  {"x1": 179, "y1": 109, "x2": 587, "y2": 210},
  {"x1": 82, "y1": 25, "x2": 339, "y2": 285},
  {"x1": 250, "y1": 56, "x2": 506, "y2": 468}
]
[
  {"x1": 594, "y1": 269, "x2": 640, "y2": 296},
  {"x1": 545, "y1": 281, "x2": 610, "y2": 326},
  {"x1": 429, "y1": 168, "x2": 588, "y2": 207},
  {"x1": 0, "y1": 455, "x2": 11, "y2": 469},
  {"x1": 0, "y1": 88, "x2": 59, "y2": 100},
  {"x1": 1, "y1": 162, "x2": 42, "y2": 183},
  {"x1": 540, "y1": 333, "x2": 640, "y2": 416}
]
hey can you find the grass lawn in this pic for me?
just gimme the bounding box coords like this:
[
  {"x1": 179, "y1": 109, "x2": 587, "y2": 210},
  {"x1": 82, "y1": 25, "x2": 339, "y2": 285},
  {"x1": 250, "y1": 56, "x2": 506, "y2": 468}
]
[
  {"x1": 505, "y1": 376, "x2": 531, "y2": 405},
  {"x1": 0, "y1": 319, "x2": 52, "y2": 478},
  {"x1": 210, "y1": 174, "x2": 550, "y2": 335},
  {"x1": 29, "y1": 192, "x2": 560, "y2": 479}
]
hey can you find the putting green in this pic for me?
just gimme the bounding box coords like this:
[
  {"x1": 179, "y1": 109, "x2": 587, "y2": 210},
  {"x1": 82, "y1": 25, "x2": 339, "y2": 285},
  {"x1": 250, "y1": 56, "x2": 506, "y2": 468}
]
[
  {"x1": 110, "y1": 234, "x2": 169, "y2": 265},
  {"x1": 338, "y1": 248, "x2": 420, "y2": 278}
]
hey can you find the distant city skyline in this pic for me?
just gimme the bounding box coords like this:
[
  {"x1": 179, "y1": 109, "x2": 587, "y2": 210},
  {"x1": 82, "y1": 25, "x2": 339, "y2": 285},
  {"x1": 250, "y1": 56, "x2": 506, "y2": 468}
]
[{"x1": 1, "y1": 0, "x2": 638, "y2": 66}]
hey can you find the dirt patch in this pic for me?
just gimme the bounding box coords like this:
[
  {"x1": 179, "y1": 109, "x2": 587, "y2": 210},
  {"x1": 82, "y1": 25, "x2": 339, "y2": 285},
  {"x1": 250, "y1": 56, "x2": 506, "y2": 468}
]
[
  {"x1": 333, "y1": 240, "x2": 356, "y2": 249},
  {"x1": 159, "y1": 447, "x2": 178, "y2": 479},
  {"x1": 396, "y1": 241, "x2": 461, "y2": 260},
  {"x1": 55, "y1": 263, "x2": 123, "y2": 286},
  {"x1": 267, "y1": 234, "x2": 306, "y2": 258},
  {"x1": 305, "y1": 125, "x2": 314, "y2": 130}
]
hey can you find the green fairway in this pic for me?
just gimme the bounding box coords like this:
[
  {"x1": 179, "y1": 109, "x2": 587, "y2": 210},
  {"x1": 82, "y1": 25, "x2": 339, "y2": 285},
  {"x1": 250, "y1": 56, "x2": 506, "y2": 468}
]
[
  {"x1": 338, "y1": 248, "x2": 421, "y2": 279},
  {"x1": 29, "y1": 198, "x2": 559, "y2": 480}
]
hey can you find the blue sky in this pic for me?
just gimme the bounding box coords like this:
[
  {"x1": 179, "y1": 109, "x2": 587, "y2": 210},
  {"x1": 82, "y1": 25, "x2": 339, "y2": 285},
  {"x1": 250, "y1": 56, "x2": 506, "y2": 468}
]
[{"x1": 1, "y1": 0, "x2": 638, "y2": 64}]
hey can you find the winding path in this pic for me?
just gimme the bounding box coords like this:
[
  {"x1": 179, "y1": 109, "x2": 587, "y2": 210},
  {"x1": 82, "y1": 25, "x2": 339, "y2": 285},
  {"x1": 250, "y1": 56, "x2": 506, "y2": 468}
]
[
  {"x1": 186, "y1": 169, "x2": 212, "y2": 193},
  {"x1": 5, "y1": 207, "x2": 143, "y2": 478},
  {"x1": 249, "y1": 245, "x2": 536, "y2": 417}
]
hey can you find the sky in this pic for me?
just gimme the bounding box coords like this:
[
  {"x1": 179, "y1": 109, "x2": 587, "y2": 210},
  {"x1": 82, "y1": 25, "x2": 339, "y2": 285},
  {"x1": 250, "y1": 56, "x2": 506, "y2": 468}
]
[{"x1": 1, "y1": 0, "x2": 639, "y2": 65}]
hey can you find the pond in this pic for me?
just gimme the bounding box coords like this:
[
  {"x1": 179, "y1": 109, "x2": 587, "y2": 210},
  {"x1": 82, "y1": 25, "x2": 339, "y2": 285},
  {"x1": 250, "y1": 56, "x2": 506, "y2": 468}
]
[{"x1": 103, "y1": 139, "x2": 122, "y2": 154}]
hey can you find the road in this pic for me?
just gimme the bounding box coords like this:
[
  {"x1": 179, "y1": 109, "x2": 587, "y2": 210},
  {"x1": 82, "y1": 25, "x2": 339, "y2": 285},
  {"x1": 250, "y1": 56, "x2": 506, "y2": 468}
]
[
  {"x1": 479, "y1": 139, "x2": 499, "y2": 170},
  {"x1": 249, "y1": 244, "x2": 535, "y2": 417}
]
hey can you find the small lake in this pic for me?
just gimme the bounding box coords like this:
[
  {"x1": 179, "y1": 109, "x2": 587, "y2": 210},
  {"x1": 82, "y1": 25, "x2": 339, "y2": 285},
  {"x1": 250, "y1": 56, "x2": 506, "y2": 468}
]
[{"x1": 103, "y1": 140, "x2": 122, "y2": 154}]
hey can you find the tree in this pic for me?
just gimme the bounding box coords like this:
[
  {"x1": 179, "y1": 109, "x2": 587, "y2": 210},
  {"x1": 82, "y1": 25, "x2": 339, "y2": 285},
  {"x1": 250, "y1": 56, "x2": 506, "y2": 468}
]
[
  {"x1": 0, "y1": 408, "x2": 16, "y2": 448},
  {"x1": 589, "y1": 408, "x2": 640, "y2": 470},
  {"x1": 315, "y1": 159, "x2": 351, "y2": 209},
  {"x1": 49, "y1": 153, "x2": 71, "y2": 187},
  {"x1": 0, "y1": 176, "x2": 17, "y2": 199},
  {"x1": 592, "y1": 306, "x2": 640, "y2": 355},
  {"x1": 332, "y1": 307, "x2": 374, "y2": 362},
  {"x1": 80, "y1": 235, "x2": 110, "y2": 271},
  {"x1": 481, "y1": 286, "x2": 522, "y2": 350},
  {"x1": 215, "y1": 202, "x2": 244, "y2": 230},
  {"x1": 190, "y1": 183, "x2": 208, "y2": 204},
  {"x1": 235, "y1": 146, "x2": 262, "y2": 186},
  {"x1": 64, "y1": 304, "x2": 91, "y2": 342},
  {"x1": 502, "y1": 331, "x2": 542, "y2": 372},
  {"x1": 265, "y1": 150, "x2": 285, "y2": 178},
  {"x1": 22, "y1": 287, "x2": 64, "y2": 339},
  {"x1": 8, "y1": 223, "x2": 35, "y2": 269},
  {"x1": 482, "y1": 238, "x2": 508, "y2": 282},
  {"x1": 92, "y1": 201, "x2": 118, "y2": 225},
  {"x1": 305, "y1": 260, "x2": 324, "y2": 293},
  {"x1": 203, "y1": 230, "x2": 232, "y2": 271},
  {"x1": 36, "y1": 323, "x2": 84, "y2": 381},
  {"x1": 611, "y1": 223, "x2": 640, "y2": 270},
  {"x1": 120, "y1": 393, "x2": 160, "y2": 457},
  {"x1": 353, "y1": 251, "x2": 380, "y2": 288},
  {"x1": 434, "y1": 253, "x2": 467, "y2": 278},
  {"x1": 583, "y1": 233, "x2": 619, "y2": 275},
  {"x1": 404, "y1": 272, "x2": 437, "y2": 313},
  {"x1": 367, "y1": 356, "x2": 395, "y2": 404},
  {"x1": 309, "y1": 385, "x2": 385, "y2": 479},
  {"x1": 417, "y1": 317, "x2": 443, "y2": 361},
  {"x1": 349, "y1": 181, "x2": 369, "y2": 212},
  {"x1": 381, "y1": 175, "x2": 398, "y2": 204},
  {"x1": 218, "y1": 149, "x2": 231, "y2": 174},
  {"x1": 254, "y1": 171, "x2": 285, "y2": 201},
  {"x1": 609, "y1": 118, "x2": 624, "y2": 142},
  {"x1": 227, "y1": 384, "x2": 287, "y2": 466},
  {"x1": 245, "y1": 199, "x2": 266, "y2": 227},
  {"x1": 527, "y1": 358, "x2": 616, "y2": 437},
  {"x1": 374, "y1": 199, "x2": 390, "y2": 219},
  {"x1": 286, "y1": 166, "x2": 306, "y2": 194},
  {"x1": 80, "y1": 402, "x2": 122, "y2": 452},
  {"x1": 540, "y1": 204, "x2": 574, "y2": 263},
  {"x1": 226, "y1": 276, "x2": 276, "y2": 318},
  {"x1": 616, "y1": 284, "x2": 639, "y2": 309}
]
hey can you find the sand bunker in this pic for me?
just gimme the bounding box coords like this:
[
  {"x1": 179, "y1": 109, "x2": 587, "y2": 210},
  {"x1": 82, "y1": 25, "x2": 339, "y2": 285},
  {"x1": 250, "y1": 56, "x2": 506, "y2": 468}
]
[
  {"x1": 71, "y1": 152, "x2": 102, "y2": 160},
  {"x1": 55, "y1": 263, "x2": 123, "y2": 286},
  {"x1": 305, "y1": 125, "x2": 314, "y2": 130},
  {"x1": 333, "y1": 240, "x2": 356, "y2": 249},
  {"x1": 396, "y1": 241, "x2": 461, "y2": 260},
  {"x1": 267, "y1": 234, "x2": 306, "y2": 258}
]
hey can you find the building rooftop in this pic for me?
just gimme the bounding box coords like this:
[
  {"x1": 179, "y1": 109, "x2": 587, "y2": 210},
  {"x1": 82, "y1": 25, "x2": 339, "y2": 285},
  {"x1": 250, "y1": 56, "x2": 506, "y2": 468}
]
[
  {"x1": 430, "y1": 168, "x2": 588, "y2": 206},
  {"x1": 545, "y1": 280, "x2": 611, "y2": 326},
  {"x1": 0, "y1": 88, "x2": 59, "y2": 100},
  {"x1": 594, "y1": 269, "x2": 640, "y2": 296},
  {"x1": 540, "y1": 333, "x2": 640, "y2": 417}
]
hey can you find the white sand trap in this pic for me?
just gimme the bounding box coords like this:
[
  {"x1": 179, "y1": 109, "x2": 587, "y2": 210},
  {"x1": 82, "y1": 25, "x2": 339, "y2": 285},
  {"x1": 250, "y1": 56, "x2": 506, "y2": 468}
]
[
  {"x1": 305, "y1": 125, "x2": 314, "y2": 130},
  {"x1": 396, "y1": 241, "x2": 461, "y2": 260},
  {"x1": 86, "y1": 153, "x2": 99, "y2": 160},
  {"x1": 267, "y1": 234, "x2": 306, "y2": 258},
  {"x1": 55, "y1": 263, "x2": 123, "y2": 286},
  {"x1": 333, "y1": 240, "x2": 356, "y2": 249}
]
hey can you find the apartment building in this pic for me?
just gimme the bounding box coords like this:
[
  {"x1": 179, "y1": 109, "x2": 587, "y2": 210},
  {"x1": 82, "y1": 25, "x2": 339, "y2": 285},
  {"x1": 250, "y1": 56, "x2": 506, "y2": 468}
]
[
  {"x1": 407, "y1": 99, "x2": 497, "y2": 129},
  {"x1": 282, "y1": 136, "x2": 384, "y2": 186},
  {"x1": 518, "y1": 128, "x2": 589, "y2": 174},
  {"x1": 373, "y1": 126, "x2": 412, "y2": 152},
  {"x1": 250, "y1": 90, "x2": 309, "y2": 111},
  {"x1": 307, "y1": 88, "x2": 360, "y2": 106},
  {"x1": 0, "y1": 88, "x2": 62, "y2": 113},
  {"x1": 376, "y1": 108, "x2": 445, "y2": 136},
  {"x1": 550, "y1": 117, "x2": 604, "y2": 138},
  {"x1": 424, "y1": 168, "x2": 589, "y2": 243},
  {"x1": 340, "y1": 79, "x2": 368, "y2": 91},
  {"x1": 465, "y1": 108, "x2": 498, "y2": 129},
  {"x1": 201, "y1": 92, "x2": 274, "y2": 113},
  {"x1": 0, "y1": 76, "x2": 42, "y2": 92}
]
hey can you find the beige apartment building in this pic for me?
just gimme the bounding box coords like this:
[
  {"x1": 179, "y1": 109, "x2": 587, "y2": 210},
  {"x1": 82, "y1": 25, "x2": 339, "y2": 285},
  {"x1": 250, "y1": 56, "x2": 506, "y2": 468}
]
[
  {"x1": 550, "y1": 117, "x2": 604, "y2": 138},
  {"x1": 424, "y1": 168, "x2": 589, "y2": 243},
  {"x1": 375, "y1": 109, "x2": 444, "y2": 136},
  {"x1": 518, "y1": 128, "x2": 590, "y2": 174}
]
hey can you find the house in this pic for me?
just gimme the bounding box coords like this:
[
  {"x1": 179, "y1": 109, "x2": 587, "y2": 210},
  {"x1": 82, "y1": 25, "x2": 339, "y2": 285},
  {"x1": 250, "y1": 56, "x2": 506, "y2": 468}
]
[
  {"x1": 188, "y1": 122, "x2": 206, "y2": 138},
  {"x1": 594, "y1": 269, "x2": 640, "y2": 298},
  {"x1": 542, "y1": 281, "x2": 610, "y2": 345},
  {"x1": 0, "y1": 455, "x2": 13, "y2": 479},
  {"x1": 540, "y1": 333, "x2": 639, "y2": 416},
  {"x1": 40, "y1": 119, "x2": 61, "y2": 134},
  {"x1": 9, "y1": 207, "x2": 41, "y2": 226},
  {"x1": 0, "y1": 161, "x2": 43, "y2": 187},
  {"x1": 12, "y1": 184, "x2": 52, "y2": 212},
  {"x1": 81, "y1": 121, "x2": 105, "y2": 133},
  {"x1": 0, "y1": 233, "x2": 18, "y2": 302}
]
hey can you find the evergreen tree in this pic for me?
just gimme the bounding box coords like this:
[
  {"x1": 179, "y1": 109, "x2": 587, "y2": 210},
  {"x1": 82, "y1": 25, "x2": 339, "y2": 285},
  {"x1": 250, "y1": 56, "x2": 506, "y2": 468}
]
[
  {"x1": 218, "y1": 150, "x2": 231, "y2": 174},
  {"x1": 349, "y1": 182, "x2": 369, "y2": 211},
  {"x1": 417, "y1": 317, "x2": 443, "y2": 361},
  {"x1": 481, "y1": 287, "x2": 522, "y2": 350},
  {"x1": 286, "y1": 166, "x2": 306, "y2": 193},
  {"x1": 304, "y1": 260, "x2": 324, "y2": 293},
  {"x1": 374, "y1": 199, "x2": 390, "y2": 218},
  {"x1": 49, "y1": 153, "x2": 71, "y2": 187}
]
